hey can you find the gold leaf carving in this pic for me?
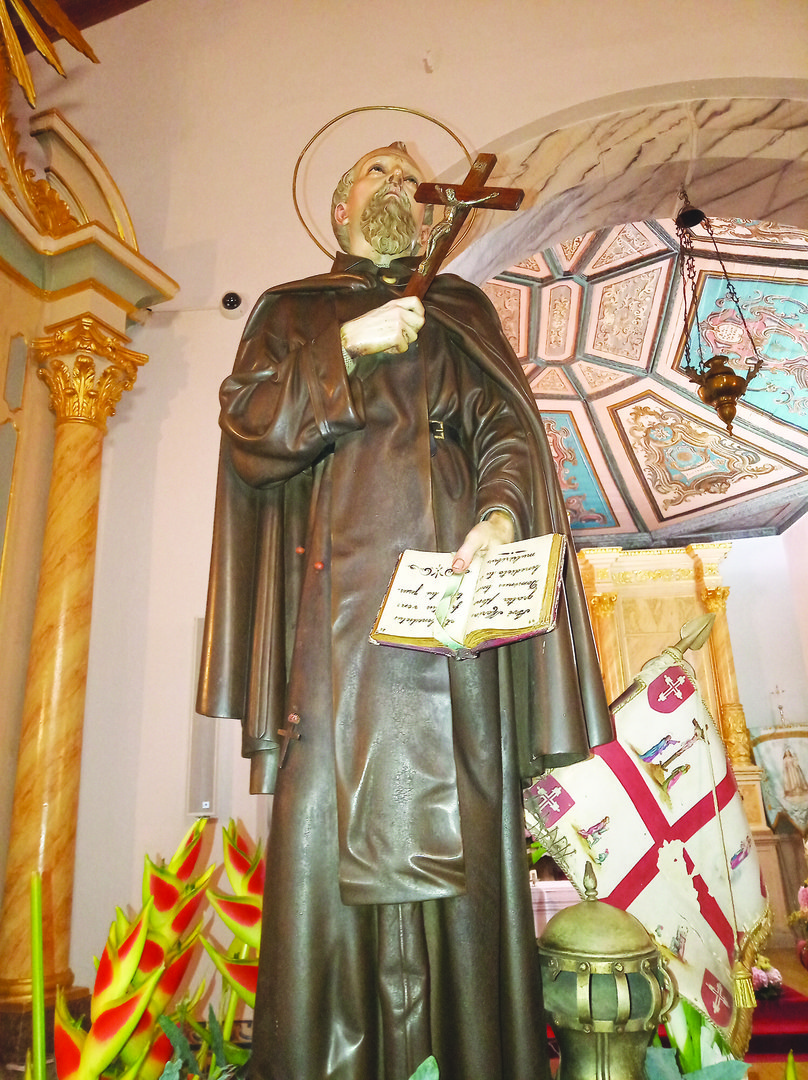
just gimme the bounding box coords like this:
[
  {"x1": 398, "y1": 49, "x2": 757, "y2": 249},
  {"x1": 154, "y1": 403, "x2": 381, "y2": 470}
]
[
  {"x1": 33, "y1": 315, "x2": 147, "y2": 430},
  {"x1": 590, "y1": 592, "x2": 617, "y2": 617},
  {"x1": 720, "y1": 702, "x2": 753, "y2": 766},
  {"x1": 701, "y1": 585, "x2": 730, "y2": 613},
  {"x1": 612, "y1": 568, "x2": 695, "y2": 583},
  {"x1": 0, "y1": 64, "x2": 77, "y2": 236}
]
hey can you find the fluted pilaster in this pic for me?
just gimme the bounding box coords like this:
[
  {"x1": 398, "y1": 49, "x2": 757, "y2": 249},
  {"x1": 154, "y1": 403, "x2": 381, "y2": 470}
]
[{"x1": 0, "y1": 315, "x2": 146, "y2": 1004}]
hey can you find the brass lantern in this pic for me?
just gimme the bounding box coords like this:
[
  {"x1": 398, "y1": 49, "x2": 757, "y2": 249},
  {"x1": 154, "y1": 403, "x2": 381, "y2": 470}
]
[
  {"x1": 675, "y1": 192, "x2": 763, "y2": 435},
  {"x1": 537, "y1": 865, "x2": 677, "y2": 1080}
]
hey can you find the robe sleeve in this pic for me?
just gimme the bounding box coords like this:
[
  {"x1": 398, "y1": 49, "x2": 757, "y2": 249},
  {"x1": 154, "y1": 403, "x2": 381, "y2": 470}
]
[
  {"x1": 219, "y1": 291, "x2": 366, "y2": 485},
  {"x1": 448, "y1": 304, "x2": 532, "y2": 538}
]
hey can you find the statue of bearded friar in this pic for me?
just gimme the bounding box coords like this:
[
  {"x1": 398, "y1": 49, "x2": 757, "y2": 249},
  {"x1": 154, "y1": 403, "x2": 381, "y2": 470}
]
[{"x1": 197, "y1": 142, "x2": 612, "y2": 1080}]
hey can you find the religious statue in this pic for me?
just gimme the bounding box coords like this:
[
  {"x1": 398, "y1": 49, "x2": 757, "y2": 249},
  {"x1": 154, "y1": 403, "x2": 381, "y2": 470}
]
[{"x1": 197, "y1": 141, "x2": 613, "y2": 1080}]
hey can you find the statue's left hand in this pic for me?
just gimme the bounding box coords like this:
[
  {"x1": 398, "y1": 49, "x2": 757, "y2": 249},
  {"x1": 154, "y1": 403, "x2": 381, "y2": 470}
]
[{"x1": 452, "y1": 510, "x2": 514, "y2": 573}]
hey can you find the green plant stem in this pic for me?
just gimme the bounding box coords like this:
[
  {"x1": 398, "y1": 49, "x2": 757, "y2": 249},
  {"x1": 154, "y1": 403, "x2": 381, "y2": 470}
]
[{"x1": 209, "y1": 942, "x2": 250, "y2": 1077}]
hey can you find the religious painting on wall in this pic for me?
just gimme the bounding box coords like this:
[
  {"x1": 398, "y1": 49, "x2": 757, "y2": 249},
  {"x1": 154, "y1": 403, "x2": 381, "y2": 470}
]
[{"x1": 751, "y1": 725, "x2": 808, "y2": 835}]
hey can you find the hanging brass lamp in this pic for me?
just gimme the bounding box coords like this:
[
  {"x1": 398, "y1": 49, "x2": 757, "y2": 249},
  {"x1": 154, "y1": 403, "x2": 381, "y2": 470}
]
[{"x1": 675, "y1": 191, "x2": 763, "y2": 435}]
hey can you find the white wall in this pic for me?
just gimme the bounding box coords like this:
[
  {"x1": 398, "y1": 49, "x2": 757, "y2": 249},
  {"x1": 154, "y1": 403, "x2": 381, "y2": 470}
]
[
  {"x1": 8, "y1": 0, "x2": 808, "y2": 986},
  {"x1": 723, "y1": 535, "x2": 808, "y2": 731}
]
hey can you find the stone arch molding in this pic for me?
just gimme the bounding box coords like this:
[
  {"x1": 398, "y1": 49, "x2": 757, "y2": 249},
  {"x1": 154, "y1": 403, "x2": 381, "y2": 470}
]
[{"x1": 450, "y1": 78, "x2": 808, "y2": 284}]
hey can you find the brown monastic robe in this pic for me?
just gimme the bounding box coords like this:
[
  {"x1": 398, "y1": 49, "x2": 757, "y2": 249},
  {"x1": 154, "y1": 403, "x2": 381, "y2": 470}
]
[{"x1": 197, "y1": 253, "x2": 613, "y2": 1080}]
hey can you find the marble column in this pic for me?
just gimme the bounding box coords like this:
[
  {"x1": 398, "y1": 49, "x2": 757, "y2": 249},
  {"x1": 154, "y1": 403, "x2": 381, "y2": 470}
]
[
  {"x1": 589, "y1": 592, "x2": 623, "y2": 703},
  {"x1": 700, "y1": 584, "x2": 754, "y2": 768},
  {"x1": 0, "y1": 316, "x2": 146, "y2": 1008}
]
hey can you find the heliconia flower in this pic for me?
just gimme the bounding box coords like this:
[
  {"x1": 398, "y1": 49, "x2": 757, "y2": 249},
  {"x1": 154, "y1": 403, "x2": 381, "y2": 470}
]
[
  {"x1": 200, "y1": 938, "x2": 258, "y2": 1008},
  {"x1": 54, "y1": 987, "x2": 88, "y2": 1080},
  {"x1": 91, "y1": 900, "x2": 153, "y2": 1020},
  {"x1": 112, "y1": 1043, "x2": 150, "y2": 1080},
  {"x1": 145, "y1": 863, "x2": 215, "y2": 948},
  {"x1": 132, "y1": 935, "x2": 166, "y2": 982},
  {"x1": 131, "y1": 1026, "x2": 173, "y2": 1080},
  {"x1": 222, "y1": 822, "x2": 264, "y2": 898},
  {"x1": 83, "y1": 965, "x2": 164, "y2": 1079},
  {"x1": 205, "y1": 892, "x2": 262, "y2": 951},
  {"x1": 117, "y1": 927, "x2": 201, "y2": 1067},
  {"x1": 56, "y1": 965, "x2": 164, "y2": 1080},
  {"x1": 167, "y1": 819, "x2": 207, "y2": 883}
]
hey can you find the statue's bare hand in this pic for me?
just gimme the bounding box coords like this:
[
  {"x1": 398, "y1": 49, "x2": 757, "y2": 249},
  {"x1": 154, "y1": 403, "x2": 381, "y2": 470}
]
[
  {"x1": 340, "y1": 297, "x2": 425, "y2": 357},
  {"x1": 452, "y1": 510, "x2": 514, "y2": 573}
]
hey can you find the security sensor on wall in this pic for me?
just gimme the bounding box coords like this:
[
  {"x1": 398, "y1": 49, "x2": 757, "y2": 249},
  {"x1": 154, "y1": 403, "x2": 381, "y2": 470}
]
[{"x1": 220, "y1": 292, "x2": 248, "y2": 319}]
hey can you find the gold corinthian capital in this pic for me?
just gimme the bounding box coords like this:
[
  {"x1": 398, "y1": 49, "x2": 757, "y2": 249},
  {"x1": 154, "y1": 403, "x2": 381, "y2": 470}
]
[
  {"x1": 33, "y1": 314, "x2": 147, "y2": 431},
  {"x1": 590, "y1": 592, "x2": 618, "y2": 618},
  {"x1": 701, "y1": 585, "x2": 730, "y2": 614}
]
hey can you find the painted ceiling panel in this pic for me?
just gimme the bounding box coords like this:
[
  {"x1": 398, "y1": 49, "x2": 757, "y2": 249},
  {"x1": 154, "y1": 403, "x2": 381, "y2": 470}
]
[
  {"x1": 487, "y1": 216, "x2": 808, "y2": 546},
  {"x1": 539, "y1": 402, "x2": 634, "y2": 536}
]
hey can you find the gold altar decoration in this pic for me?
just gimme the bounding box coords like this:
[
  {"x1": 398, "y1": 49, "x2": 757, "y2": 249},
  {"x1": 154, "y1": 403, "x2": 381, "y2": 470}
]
[
  {"x1": 0, "y1": 0, "x2": 97, "y2": 106},
  {"x1": 33, "y1": 315, "x2": 147, "y2": 429}
]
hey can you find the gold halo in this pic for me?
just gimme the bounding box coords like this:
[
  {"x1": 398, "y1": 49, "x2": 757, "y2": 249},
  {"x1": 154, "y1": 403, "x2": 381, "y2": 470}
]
[{"x1": 292, "y1": 105, "x2": 476, "y2": 258}]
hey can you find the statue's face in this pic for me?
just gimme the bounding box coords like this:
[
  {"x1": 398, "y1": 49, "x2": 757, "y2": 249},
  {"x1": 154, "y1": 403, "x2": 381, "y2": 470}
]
[{"x1": 334, "y1": 148, "x2": 426, "y2": 263}]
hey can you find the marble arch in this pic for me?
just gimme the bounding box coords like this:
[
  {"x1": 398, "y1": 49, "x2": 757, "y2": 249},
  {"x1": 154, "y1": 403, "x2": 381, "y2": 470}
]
[{"x1": 450, "y1": 78, "x2": 808, "y2": 285}]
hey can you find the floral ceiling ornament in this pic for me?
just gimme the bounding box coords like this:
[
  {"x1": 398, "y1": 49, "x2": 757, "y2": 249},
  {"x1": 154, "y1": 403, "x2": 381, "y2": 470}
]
[
  {"x1": 0, "y1": 0, "x2": 97, "y2": 106},
  {"x1": 675, "y1": 191, "x2": 764, "y2": 436}
]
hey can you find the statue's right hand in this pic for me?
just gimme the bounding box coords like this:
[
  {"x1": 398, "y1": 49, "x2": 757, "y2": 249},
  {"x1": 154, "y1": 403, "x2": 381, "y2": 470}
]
[{"x1": 340, "y1": 297, "x2": 425, "y2": 358}]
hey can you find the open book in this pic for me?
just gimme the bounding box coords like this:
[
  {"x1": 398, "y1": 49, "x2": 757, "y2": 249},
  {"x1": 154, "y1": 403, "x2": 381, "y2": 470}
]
[{"x1": 369, "y1": 533, "x2": 566, "y2": 658}]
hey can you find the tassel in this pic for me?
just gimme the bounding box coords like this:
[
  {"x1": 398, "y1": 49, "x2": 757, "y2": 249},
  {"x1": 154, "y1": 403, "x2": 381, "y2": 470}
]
[{"x1": 732, "y1": 960, "x2": 756, "y2": 1008}]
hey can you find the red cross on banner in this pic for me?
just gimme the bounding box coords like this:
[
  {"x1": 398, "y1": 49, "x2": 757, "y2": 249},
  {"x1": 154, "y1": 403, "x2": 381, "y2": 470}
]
[{"x1": 526, "y1": 651, "x2": 768, "y2": 1048}]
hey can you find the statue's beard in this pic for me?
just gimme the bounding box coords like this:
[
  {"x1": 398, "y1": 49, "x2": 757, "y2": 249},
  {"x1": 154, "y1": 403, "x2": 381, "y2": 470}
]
[{"x1": 361, "y1": 187, "x2": 418, "y2": 257}]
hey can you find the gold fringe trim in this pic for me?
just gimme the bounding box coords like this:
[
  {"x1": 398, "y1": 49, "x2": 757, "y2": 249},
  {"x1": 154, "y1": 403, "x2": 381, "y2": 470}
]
[{"x1": 728, "y1": 903, "x2": 774, "y2": 1058}]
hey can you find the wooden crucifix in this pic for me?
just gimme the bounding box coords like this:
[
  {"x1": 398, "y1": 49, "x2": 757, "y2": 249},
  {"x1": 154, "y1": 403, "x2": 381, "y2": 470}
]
[{"x1": 404, "y1": 154, "x2": 524, "y2": 299}]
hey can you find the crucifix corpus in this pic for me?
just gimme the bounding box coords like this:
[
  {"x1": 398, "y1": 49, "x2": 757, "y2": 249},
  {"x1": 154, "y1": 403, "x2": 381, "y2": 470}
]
[{"x1": 404, "y1": 153, "x2": 524, "y2": 298}]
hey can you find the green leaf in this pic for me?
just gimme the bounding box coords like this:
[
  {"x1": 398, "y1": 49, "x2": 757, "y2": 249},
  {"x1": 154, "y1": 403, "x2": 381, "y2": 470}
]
[
  {"x1": 688, "y1": 1063, "x2": 749, "y2": 1079},
  {"x1": 785, "y1": 1050, "x2": 798, "y2": 1080},
  {"x1": 157, "y1": 1058, "x2": 183, "y2": 1080},
  {"x1": 409, "y1": 1056, "x2": 440, "y2": 1080},
  {"x1": 208, "y1": 1006, "x2": 228, "y2": 1067},
  {"x1": 646, "y1": 1046, "x2": 685, "y2": 1080},
  {"x1": 157, "y1": 1015, "x2": 201, "y2": 1076}
]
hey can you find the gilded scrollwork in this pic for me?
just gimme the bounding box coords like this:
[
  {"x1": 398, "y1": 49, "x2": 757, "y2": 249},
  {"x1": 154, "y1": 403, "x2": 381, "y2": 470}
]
[
  {"x1": 0, "y1": 66, "x2": 78, "y2": 237},
  {"x1": 590, "y1": 223, "x2": 653, "y2": 270},
  {"x1": 481, "y1": 282, "x2": 522, "y2": 354},
  {"x1": 547, "y1": 288, "x2": 571, "y2": 352},
  {"x1": 593, "y1": 268, "x2": 659, "y2": 361},
  {"x1": 33, "y1": 316, "x2": 147, "y2": 430},
  {"x1": 720, "y1": 702, "x2": 754, "y2": 767},
  {"x1": 627, "y1": 404, "x2": 774, "y2": 510},
  {"x1": 612, "y1": 568, "x2": 694, "y2": 583},
  {"x1": 701, "y1": 585, "x2": 730, "y2": 614},
  {"x1": 589, "y1": 592, "x2": 617, "y2": 618}
]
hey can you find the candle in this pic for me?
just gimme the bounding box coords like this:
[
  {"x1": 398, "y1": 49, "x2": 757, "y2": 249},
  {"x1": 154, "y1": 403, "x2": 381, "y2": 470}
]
[{"x1": 30, "y1": 871, "x2": 45, "y2": 1080}]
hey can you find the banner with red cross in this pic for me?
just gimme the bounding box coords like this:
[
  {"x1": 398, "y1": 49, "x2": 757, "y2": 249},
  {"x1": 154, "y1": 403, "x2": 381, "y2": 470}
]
[{"x1": 525, "y1": 647, "x2": 768, "y2": 1043}]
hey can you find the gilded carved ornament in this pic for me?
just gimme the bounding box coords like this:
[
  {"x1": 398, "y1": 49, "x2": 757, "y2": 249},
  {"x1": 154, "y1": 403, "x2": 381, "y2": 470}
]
[
  {"x1": 589, "y1": 592, "x2": 617, "y2": 617},
  {"x1": 0, "y1": 0, "x2": 99, "y2": 238},
  {"x1": 701, "y1": 586, "x2": 730, "y2": 614},
  {"x1": 0, "y1": 65, "x2": 77, "y2": 237},
  {"x1": 720, "y1": 702, "x2": 753, "y2": 767},
  {"x1": 33, "y1": 315, "x2": 146, "y2": 430}
]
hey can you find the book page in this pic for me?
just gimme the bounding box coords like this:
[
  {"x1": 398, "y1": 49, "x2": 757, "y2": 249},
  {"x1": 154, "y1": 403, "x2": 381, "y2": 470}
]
[
  {"x1": 373, "y1": 551, "x2": 479, "y2": 643},
  {"x1": 465, "y1": 535, "x2": 562, "y2": 642}
]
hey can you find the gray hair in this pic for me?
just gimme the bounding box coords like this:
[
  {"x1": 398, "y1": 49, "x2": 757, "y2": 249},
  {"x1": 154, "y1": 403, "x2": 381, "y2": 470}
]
[{"x1": 331, "y1": 166, "x2": 355, "y2": 252}]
